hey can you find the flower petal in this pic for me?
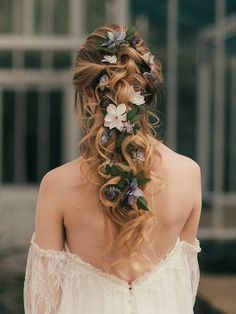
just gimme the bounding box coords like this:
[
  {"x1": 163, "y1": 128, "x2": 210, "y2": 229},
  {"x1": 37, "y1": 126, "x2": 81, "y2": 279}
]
[
  {"x1": 104, "y1": 114, "x2": 114, "y2": 122},
  {"x1": 106, "y1": 103, "x2": 117, "y2": 115},
  {"x1": 108, "y1": 31, "x2": 115, "y2": 40},
  {"x1": 116, "y1": 103, "x2": 126, "y2": 115},
  {"x1": 108, "y1": 120, "x2": 118, "y2": 129}
]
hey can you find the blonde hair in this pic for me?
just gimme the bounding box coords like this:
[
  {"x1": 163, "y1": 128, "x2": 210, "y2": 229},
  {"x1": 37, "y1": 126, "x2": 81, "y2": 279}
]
[{"x1": 73, "y1": 23, "x2": 165, "y2": 276}]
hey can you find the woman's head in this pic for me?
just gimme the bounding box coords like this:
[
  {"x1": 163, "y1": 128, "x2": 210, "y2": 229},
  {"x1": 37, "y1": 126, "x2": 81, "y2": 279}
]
[{"x1": 73, "y1": 23, "x2": 165, "y2": 275}]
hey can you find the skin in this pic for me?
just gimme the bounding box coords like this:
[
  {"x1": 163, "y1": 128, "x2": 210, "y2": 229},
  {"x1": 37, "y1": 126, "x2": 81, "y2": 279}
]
[{"x1": 34, "y1": 88, "x2": 202, "y2": 283}]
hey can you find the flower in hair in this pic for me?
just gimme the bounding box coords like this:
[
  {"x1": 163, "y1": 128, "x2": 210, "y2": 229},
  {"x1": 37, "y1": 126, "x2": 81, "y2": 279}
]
[
  {"x1": 130, "y1": 33, "x2": 142, "y2": 48},
  {"x1": 101, "y1": 128, "x2": 115, "y2": 145},
  {"x1": 143, "y1": 69, "x2": 159, "y2": 82},
  {"x1": 100, "y1": 94, "x2": 112, "y2": 109},
  {"x1": 131, "y1": 147, "x2": 145, "y2": 162},
  {"x1": 104, "y1": 103, "x2": 127, "y2": 131},
  {"x1": 97, "y1": 26, "x2": 137, "y2": 53},
  {"x1": 103, "y1": 165, "x2": 150, "y2": 210},
  {"x1": 128, "y1": 85, "x2": 145, "y2": 106},
  {"x1": 121, "y1": 120, "x2": 135, "y2": 134},
  {"x1": 101, "y1": 55, "x2": 117, "y2": 64},
  {"x1": 126, "y1": 178, "x2": 144, "y2": 205},
  {"x1": 102, "y1": 29, "x2": 127, "y2": 49},
  {"x1": 99, "y1": 74, "x2": 110, "y2": 90},
  {"x1": 142, "y1": 51, "x2": 155, "y2": 65},
  {"x1": 105, "y1": 186, "x2": 122, "y2": 201}
]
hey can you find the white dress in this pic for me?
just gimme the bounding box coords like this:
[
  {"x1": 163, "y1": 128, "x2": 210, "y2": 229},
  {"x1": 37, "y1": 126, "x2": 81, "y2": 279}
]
[{"x1": 23, "y1": 231, "x2": 201, "y2": 314}]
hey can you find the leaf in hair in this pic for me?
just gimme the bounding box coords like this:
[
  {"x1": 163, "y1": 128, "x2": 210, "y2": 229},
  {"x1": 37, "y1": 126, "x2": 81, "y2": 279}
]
[
  {"x1": 133, "y1": 124, "x2": 141, "y2": 134},
  {"x1": 119, "y1": 197, "x2": 128, "y2": 209},
  {"x1": 116, "y1": 179, "x2": 125, "y2": 190},
  {"x1": 108, "y1": 165, "x2": 125, "y2": 177},
  {"x1": 137, "y1": 196, "x2": 149, "y2": 210},
  {"x1": 129, "y1": 114, "x2": 141, "y2": 123},
  {"x1": 138, "y1": 103, "x2": 148, "y2": 112},
  {"x1": 116, "y1": 132, "x2": 127, "y2": 149},
  {"x1": 125, "y1": 26, "x2": 137, "y2": 42},
  {"x1": 97, "y1": 42, "x2": 116, "y2": 54},
  {"x1": 127, "y1": 107, "x2": 138, "y2": 121},
  {"x1": 136, "y1": 170, "x2": 151, "y2": 185},
  {"x1": 102, "y1": 187, "x2": 108, "y2": 193}
]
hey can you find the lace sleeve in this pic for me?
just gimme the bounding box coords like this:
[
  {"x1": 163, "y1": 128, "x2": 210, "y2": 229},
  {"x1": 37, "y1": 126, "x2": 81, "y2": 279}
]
[
  {"x1": 182, "y1": 238, "x2": 202, "y2": 307},
  {"x1": 23, "y1": 234, "x2": 67, "y2": 314}
]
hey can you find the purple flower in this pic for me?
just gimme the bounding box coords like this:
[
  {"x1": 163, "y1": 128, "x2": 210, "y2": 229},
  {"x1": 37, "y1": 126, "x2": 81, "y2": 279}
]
[
  {"x1": 105, "y1": 186, "x2": 122, "y2": 200},
  {"x1": 101, "y1": 128, "x2": 115, "y2": 145},
  {"x1": 99, "y1": 74, "x2": 110, "y2": 90},
  {"x1": 126, "y1": 178, "x2": 144, "y2": 205},
  {"x1": 130, "y1": 33, "x2": 141, "y2": 47},
  {"x1": 143, "y1": 69, "x2": 159, "y2": 82},
  {"x1": 131, "y1": 147, "x2": 145, "y2": 162},
  {"x1": 121, "y1": 120, "x2": 135, "y2": 134},
  {"x1": 102, "y1": 29, "x2": 126, "y2": 49}
]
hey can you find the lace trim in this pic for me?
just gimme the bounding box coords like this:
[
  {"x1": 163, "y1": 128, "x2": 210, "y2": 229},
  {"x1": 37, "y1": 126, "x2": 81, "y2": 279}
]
[
  {"x1": 30, "y1": 233, "x2": 67, "y2": 259},
  {"x1": 180, "y1": 237, "x2": 201, "y2": 254},
  {"x1": 30, "y1": 232, "x2": 201, "y2": 288}
]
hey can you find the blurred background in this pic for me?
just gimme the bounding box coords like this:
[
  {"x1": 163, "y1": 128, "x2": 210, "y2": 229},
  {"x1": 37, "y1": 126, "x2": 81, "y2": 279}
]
[{"x1": 0, "y1": 0, "x2": 236, "y2": 313}]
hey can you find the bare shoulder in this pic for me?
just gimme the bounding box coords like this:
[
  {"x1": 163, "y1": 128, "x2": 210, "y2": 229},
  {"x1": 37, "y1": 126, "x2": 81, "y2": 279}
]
[
  {"x1": 42, "y1": 157, "x2": 82, "y2": 185},
  {"x1": 34, "y1": 157, "x2": 85, "y2": 249},
  {"x1": 154, "y1": 141, "x2": 202, "y2": 241},
  {"x1": 152, "y1": 138, "x2": 201, "y2": 177},
  {"x1": 37, "y1": 157, "x2": 84, "y2": 217}
]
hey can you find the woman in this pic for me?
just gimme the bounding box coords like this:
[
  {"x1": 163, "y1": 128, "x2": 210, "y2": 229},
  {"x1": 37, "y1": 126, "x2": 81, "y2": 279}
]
[{"x1": 23, "y1": 23, "x2": 202, "y2": 314}]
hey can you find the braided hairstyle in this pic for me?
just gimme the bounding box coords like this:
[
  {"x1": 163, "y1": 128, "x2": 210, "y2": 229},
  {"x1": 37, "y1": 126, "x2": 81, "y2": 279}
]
[{"x1": 73, "y1": 23, "x2": 165, "y2": 276}]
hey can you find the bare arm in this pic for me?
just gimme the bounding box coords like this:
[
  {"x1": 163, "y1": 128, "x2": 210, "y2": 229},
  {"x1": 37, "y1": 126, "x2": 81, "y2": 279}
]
[
  {"x1": 24, "y1": 170, "x2": 66, "y2": 314},
  {"x1": 179, "y1": 162, "x2": 202, "y2": 244},
  {"x1": 34, "y1": 170, "x2": 65, "y2": 249}
]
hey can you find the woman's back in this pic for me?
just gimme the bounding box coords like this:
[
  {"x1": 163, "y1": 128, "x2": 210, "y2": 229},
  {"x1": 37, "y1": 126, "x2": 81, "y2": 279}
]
[{"x1": 34, "y1": 138, "x2": 201, "y2": 284}]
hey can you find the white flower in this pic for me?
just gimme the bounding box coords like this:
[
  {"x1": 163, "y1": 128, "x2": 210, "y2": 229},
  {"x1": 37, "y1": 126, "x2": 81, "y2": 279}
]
[
  {"x1": 101, "y1": 55, "x2": 117, "y2": 64},
  {"x1": 104, "y1": 103, "x2": 127, "y2": 131},
  {"x1": 128, "y1": 85, "x2": 145, "y2": 106},
  {"x1": 142, "y1": 51, "x2": 154, "y2": 65},
  {"x1": 99, "y1": 74, "x2": 109, "y2": 90}
]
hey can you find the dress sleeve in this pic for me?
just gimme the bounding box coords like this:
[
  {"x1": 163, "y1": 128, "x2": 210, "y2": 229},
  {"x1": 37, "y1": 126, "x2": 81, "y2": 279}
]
[
  {"x1": 182, "y1": 238, "x2": 202, "y2": 307},
  {"x1": 23, "y1": 233, "x2": 67, "y2": 314}
]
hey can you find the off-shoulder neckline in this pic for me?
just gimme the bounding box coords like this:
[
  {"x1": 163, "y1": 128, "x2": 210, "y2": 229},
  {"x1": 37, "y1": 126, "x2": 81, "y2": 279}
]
[{"x1": 30, "y1": 232, "x2": 201, "y2": 288}]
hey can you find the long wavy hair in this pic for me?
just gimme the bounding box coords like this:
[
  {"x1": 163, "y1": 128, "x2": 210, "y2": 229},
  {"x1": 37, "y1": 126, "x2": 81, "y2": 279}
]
[{"x1": 72, "y1": 23, "x2": 166, "y2": 276}]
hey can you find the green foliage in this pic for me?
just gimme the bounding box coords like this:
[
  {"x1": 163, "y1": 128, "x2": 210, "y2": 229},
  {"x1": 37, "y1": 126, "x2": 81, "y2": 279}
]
[
  {"x1": 125, "y1": 26, "x2": 137, "y2": 41},
  {"x1": 115, "y1": 132, "x2": 127, "y2": 149},
  {"x1": 136, "y1": 170, "x2": 151, "y2": 185},
  {"x1": 127, "y1": 107, "x2": 138, "y2": 121},
  {"x1": 137, "y1": 196, "x2": 149, "y2": 210}
]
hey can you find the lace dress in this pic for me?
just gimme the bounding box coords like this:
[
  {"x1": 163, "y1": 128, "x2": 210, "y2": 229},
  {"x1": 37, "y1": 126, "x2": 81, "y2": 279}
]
[{"x1": 23, "y1": 232, "x2": 201, "y2": 314}]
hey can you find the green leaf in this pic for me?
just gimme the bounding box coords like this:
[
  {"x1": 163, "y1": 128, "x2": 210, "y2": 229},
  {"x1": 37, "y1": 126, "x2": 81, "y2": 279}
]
[
  {"x1": 137, "y1": 196, "x2": 149, "y2": 210},
  {"x1": 127, "y1": 107, "x2": 138, "y2": 121},
  {"x1": 138, "y1": 103, "x2": 148, "y2": 112},
  {"x1": 133, "y1": 123, "x2": 141, "y2": 131},
  {"x1": 109, "y1": 165, "x2": 125, "y2": 177},
  {"x1": 117, "y1": 180, "x2": 125, "y2": 190},
  {"x1": 119, "y1": 198, "x2": 127, "y2": 209},
  {"x1": 136, "y1": 170, "x2": 151, "y2": 185},
  {"x1": 125, "y1": 26, "x2": 137, "y2": 41},
  {"x1": 116, "y1": 132, "x2": 127, "y2": 149},
  {"x1": 130, "y1": 114, "x2": 141, "y2": 123},
  {"x1": 97, "y1": 45, "x2": 117, "y2": 54}
]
